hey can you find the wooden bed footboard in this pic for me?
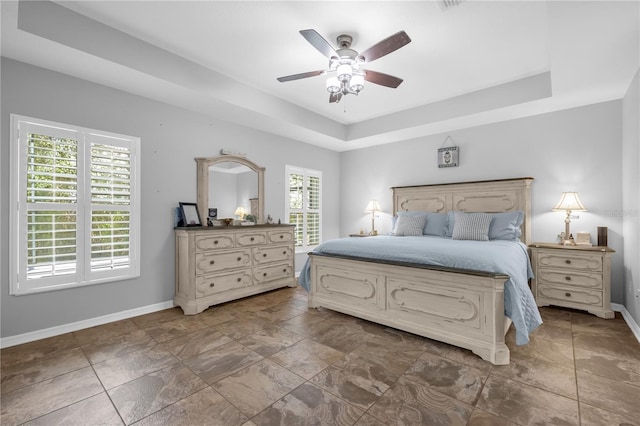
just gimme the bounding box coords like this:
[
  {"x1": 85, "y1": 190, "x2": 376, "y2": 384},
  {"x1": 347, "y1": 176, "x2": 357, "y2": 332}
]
[{"x1": 307, "y1": 253, "x2": 512, "y2": 365}]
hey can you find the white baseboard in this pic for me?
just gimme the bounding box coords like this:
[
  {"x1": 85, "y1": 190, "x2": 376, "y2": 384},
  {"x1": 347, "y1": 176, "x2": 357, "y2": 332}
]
[
  {"x1": 612, "y1": 303, "x2": 640, "y2": 344},
  {"x1": 0, "y1": 300, "x2": 175, "y2": 349}
]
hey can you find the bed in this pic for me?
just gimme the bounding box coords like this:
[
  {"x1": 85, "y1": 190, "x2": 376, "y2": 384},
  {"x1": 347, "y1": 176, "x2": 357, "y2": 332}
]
[{"x1": 299, "y1": 177, "x2": 541, "y2": 365}]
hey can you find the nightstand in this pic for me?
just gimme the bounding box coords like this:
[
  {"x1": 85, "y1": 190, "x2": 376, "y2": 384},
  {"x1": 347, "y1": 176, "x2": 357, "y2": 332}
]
[{"x1": 529, "y1": 243, "x2": 615, "y2": 319}]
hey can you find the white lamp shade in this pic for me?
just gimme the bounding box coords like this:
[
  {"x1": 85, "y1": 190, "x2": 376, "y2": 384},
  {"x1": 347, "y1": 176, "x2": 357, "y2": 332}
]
[
  {"x1": 234, "y1": 206, "x2": 247, "y2": 217},
  {"x1": 326, "y1": 76, "x2": 341, "y2": 93},
  {"x1": 350, "y1": 73, "x2": 365, "y2": 92},
  {"x1": 364, "y1": 200, "x2": 381, "y2": 213},
  {"x1": 337, "y1": 64, "x2": 352, "y2": 82},
  {"x1": 552, "y1": 192, "x2": 587, "y2": 212}
]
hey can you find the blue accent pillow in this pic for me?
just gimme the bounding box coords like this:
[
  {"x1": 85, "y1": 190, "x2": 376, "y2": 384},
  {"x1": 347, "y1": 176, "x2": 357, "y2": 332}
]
[
  {"x1": 446, "y1": 210, "x2": 524, "y2": 241},
  {"x1": 393, "y1": 211, "x2": 449, "y2": 236},
  {"x1": 489, "y1": 211, "x2": 524, "y2": 241}
]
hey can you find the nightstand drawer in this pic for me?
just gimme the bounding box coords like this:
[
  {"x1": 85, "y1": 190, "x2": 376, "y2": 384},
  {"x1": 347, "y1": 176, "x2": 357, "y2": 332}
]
[
  {"x1": 196, "y1": 270, "x2": 253, "y2": 297},
  {"x1": 537, "y1": 251, "x2": 602, "y2": 272},
  {"x1": 536, "y1": 269, "x2": 603, "y2": 289},
  {"x1": 195, "y1": 234, "x2": 234, "y2": 251},
  {"x1": 537, "y1": 285, "x2": 603, "y2": 307}
]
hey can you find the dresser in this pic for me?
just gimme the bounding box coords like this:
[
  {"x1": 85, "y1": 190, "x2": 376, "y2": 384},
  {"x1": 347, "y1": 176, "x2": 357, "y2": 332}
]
[
  {"x1": 174, "y1": 224, "x2": 296, "y2": 314},
  {"x1": 529, "y1": 243, "x2": 614, "y2": 318}
]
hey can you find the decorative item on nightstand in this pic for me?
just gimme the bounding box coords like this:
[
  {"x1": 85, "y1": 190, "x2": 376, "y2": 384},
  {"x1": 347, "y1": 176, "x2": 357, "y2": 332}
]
[
  {"x1": 364, "y1": 200, "x2": 381, "y2": 236},
  {"x1": 552, "y1": 192, "x2": 587, "y2": 246}
]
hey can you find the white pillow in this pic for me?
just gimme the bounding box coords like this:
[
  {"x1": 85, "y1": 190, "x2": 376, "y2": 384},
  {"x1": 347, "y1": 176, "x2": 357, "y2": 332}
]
[
  {"x1": 393, "y1": 215, "x2": 427, "y2": 236},
  {"x1": 451, "y1": 212, "x2": 492, "y2": 241}
]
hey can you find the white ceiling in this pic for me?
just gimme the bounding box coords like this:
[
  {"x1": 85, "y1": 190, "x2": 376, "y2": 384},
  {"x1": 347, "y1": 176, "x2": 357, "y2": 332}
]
[{"x1": 1, "y1": 1, "x2": 638, "y2": 151}]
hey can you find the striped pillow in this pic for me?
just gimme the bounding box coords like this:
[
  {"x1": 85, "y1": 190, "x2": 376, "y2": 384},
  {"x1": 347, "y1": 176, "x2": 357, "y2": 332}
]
[
  {"x1": 451, "y1": 212, "x2": 492, "y2": 241},
  {"x1": 393, "y1": 214, "x2": 427, "y2": 236}
]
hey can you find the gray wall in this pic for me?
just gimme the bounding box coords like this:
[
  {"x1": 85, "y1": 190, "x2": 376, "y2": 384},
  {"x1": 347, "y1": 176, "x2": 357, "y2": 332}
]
[
  {"x1": 340, "y1": 101, "x2": 626, "y2": 303},
  {"x1": 622, "y1": 68, "x2": 640, "y2": 325},
  {"x1": 1, "y1": 58, "x2": 340, "y2": 339}
]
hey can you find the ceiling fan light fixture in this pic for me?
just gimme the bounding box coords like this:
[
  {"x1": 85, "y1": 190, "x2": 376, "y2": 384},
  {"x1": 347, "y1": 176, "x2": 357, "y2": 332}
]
[
  {"x1": 326, "y1": 76, "x2": 341, "y2": 93},
  {"x1": 336, "y1": 64, "x2": 352, "y2": 82}
]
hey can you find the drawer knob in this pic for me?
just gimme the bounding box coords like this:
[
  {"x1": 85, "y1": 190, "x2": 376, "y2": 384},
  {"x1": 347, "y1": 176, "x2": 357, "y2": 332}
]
[
  {"x1": 565, "y1": 276, "x2": 572, "y2": 281},
  {"x1": 237, "y1": 257, "x2": 242, "y2": 261},
  {"x1": 250, "y1": 237, "x2": 255, "y2": 241},
  {"x1": 565, "y1": 259, "x2": 571, "y2": 264},
  {"x1": 209, "y1": 260, "x2": 215, "y2": 265},
  {"x1": 263, "y1": 272, "x2": 267, "y2": 277},
  {"x1": 280, "y1": 235, "x2": 284, "y2": 239},
  {"x1": 282, "y1": 251, "x2": 286, "y2": 255},
  {"x1": 214, "y1": 240, "x2": 218, "y2": 245},
  {"x1": 565, "y1": 292, "x2": 571, "y2": 297},
  {"x1": 283, "y1": 268, "x2": 287, "y2": 273},
  {"x1": 209, "y1": 282, "x2": 215, "y2": 287},
  {"x1": 263, "y1": 253, "x2": 267, "y2": 258},
  {"x1": 237, "y1": 277, "x2": 242, "y2": 282}
]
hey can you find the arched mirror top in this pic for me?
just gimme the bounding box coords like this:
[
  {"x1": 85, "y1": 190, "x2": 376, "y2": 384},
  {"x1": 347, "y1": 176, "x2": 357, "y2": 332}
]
[{"x1": 196, "y1": 155, "x2": 265, "y2": 225}]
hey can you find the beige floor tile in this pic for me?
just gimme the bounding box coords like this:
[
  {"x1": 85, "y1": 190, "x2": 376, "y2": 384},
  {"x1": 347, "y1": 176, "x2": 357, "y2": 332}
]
[
  {"x1": 183, "y1": 341, "x2": 263, "y2": 384},
  {"x1": 92, "y1": 345, "x2": 178, "y2": 390},
  {"x1": 72, "y1": 319, "x2": 140, "y2": 346},
  {"x1": 467, "y1": 408, "x2": 517, "y2": 426},
  {"x1": 0, "y1": 333, "x2": 79, "y2": 369},
  {"x1": 269, "y1": 338, "x2": 344, "y2": 380},
  {"x1": 1, "y1": 347, "x2": 90, "y2": 394},
  {"x1": 577, "y1": 370, "x2": 640, "y2": 420},
  {"x1": 212, "y1": 359, "x2": 305, "y2": 417},
  {"x1": 404, "y1": 351, "x2": 488, "y2": 405},
  {"x1": 160, "y1": 327, "x2": 233, "y2": 360},
  {"x1": 129, "y1": 307, "x2": 186, "y2": 328},
  {"x1": 579, "y1": 401, "x2": 640, "y2": 426},
  {"x1": 368, "y1": 376, "x2": 473, "y2": 425},
  {"x1": 238, "y1": 324, "x2": 305, "y2": 357},
  {"x1": 108, "y1": 363, "x2": 207, "y2": 424},
  {"x1": 81, "y1": 329, "x2": 156, "y2": 364},
  {"x1": 476, "y1": 375, "x2": 579, "y2": 425},
  {"x1": 0, "y1": 367, "x2": 103, "y2": 425},
  {"x1": 22, "y1": 392, "x2": 123, "y2": 426},
  {"x1": 133, "y1": 387, "x2": 248, "y2": 426},
  {"x1": 575, "y1": 345, "x2": 640, "y2": 386},
  {"x1": 251, "y1": 382, "x2": 365, "y2": 425},
  {"x1": 141, "y1": 315, "x2": 214, "y2": 343}
]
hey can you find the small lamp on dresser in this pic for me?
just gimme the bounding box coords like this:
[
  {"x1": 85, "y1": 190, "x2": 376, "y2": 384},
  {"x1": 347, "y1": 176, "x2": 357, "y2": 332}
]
[
  {"x1": 234, "y1": 206, "x2": 247, "y2": 220},
  {"x1": 364, "y1": 200, "x2": 381, "y2": 236},
  {"x1": 552, "y1": 191, "x2": 587, "y2": 245}
]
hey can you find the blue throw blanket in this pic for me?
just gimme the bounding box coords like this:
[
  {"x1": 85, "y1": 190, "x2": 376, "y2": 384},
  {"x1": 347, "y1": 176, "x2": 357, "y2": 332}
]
[{"x1": 299, "y1": 235, "x2": 542, "y2": 345}]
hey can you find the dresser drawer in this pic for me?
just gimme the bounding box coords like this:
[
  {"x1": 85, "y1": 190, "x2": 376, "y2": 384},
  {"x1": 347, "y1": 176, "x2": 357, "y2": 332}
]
[
  {"x1": 236, "y1": 231, "x2": 268, "y2": 247},
  {"x1": 536, "y1": 269, "x2": 603, "y2": 289},
  {"x1": 195, "y1": 234, "x2": 234, "y2": 251},
  {"x1": 195, "y1": 249, "x2": 251, "y2": 274},
  {"x1": 196, "y1": 270, "x2": 253, "y2": 297},
  {"x1": 253, "y1": 245, "x2": 294, "y2": 265},
  {"x1": 537, "y1": 285, "x2": 603, "y2": 307},
  {"x1": 537, "y1": 251, "x2": 602, "y2": 272},
  {"x1": 255, "y1": 263, "x2": 293, "y2": 284},
  {"x1": 268, "y1": 229, "x2": 294, "y2": 244}
]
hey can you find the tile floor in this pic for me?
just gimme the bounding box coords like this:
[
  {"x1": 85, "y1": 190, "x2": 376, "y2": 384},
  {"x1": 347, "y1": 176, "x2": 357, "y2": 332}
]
[{"x1": 1, "y1": 286, "x2": 639, "y2": 425}]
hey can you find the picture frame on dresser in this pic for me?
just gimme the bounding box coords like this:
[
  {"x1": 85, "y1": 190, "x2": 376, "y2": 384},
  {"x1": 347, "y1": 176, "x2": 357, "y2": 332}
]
[{"x1": 179, "y1": 202, "x2": 202, "y2": 227}]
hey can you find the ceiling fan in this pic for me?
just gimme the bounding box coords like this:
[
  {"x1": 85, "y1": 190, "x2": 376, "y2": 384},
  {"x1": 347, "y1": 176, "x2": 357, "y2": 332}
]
[{"x1": 277, "y1": 29, "x2": 411, "y2": 103}]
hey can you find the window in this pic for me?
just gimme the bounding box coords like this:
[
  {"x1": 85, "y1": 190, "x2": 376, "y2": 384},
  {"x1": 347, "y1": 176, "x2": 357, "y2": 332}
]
[
  {"x1": 285, "y1": 165, "x2": 321, "y2": 252},
  {"x1": 9, "y1": 115, "x2": 141, "y2": 295}
]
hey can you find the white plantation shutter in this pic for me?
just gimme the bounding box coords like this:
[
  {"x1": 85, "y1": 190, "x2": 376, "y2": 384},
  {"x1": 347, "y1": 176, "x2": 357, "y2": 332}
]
[
  {"x1": 10, "y1": 115, "x2": 140, "y2": 295},
  {"x1": 285, "y1": 166, "x2": 322, "y2": 251}
]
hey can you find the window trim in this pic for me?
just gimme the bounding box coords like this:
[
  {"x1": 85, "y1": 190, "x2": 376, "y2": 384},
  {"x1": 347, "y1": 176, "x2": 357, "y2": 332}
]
[
  {"x1": 285, "y1": 165, "x2": 322, "y2": 254},
  {"x1": 9, "y1": 114, "x2": 141, "y2": 295}
]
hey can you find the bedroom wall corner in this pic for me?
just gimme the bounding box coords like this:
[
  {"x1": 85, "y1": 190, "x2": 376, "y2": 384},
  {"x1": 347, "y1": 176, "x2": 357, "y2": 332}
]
[{"x1": 622, "y1": 67, "x2": 640, "y2": 326}]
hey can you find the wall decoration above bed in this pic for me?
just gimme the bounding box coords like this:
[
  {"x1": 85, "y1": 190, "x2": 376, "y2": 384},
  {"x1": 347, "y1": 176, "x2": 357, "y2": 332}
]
[{"x1": 438, "y1": 135, "x2": 459, "y2": 168}]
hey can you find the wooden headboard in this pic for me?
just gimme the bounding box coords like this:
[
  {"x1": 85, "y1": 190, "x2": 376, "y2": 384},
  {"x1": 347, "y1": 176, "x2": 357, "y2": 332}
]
[{"x1": 392, "y1": 177, "x2": 534, "y2": 244}]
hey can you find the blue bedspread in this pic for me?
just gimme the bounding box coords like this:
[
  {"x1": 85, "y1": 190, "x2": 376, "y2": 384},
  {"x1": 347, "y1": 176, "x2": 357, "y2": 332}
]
[{"x1": 298, "y1": 235, "x2": 542, "y2": 345}]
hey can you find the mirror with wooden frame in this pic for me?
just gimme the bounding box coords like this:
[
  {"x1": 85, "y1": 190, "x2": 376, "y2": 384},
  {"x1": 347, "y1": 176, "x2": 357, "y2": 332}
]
[{"x1": 195, "y1": 155, "x2": 265, "y2": 225}]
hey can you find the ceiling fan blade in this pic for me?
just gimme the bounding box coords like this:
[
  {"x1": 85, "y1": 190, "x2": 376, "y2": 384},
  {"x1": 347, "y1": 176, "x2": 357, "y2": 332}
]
[
  {"x1": 329, "y1": 92, "x2": 343, "y2": 103},
  {"x1": 300, "y1": 29, "x2": 338, "y2": 59},
  {"x1": 277, "y1": 70, "x2": 324, "y2": 83},
  {"x1": 364, "y1": 70, "x2": 404, "y2": 88},
  {"x1": 359, "y1": 31, "x2": 411, "y2": 63}
]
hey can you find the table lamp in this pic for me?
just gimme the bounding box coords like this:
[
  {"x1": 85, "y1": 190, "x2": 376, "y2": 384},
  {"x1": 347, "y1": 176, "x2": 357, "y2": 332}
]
[
  {"x1": 364, "y1": 200, "x2": 381, "y2": 236},
  {"x1": 552, "y1": 192, "x2": 586, "y2": 245}
]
